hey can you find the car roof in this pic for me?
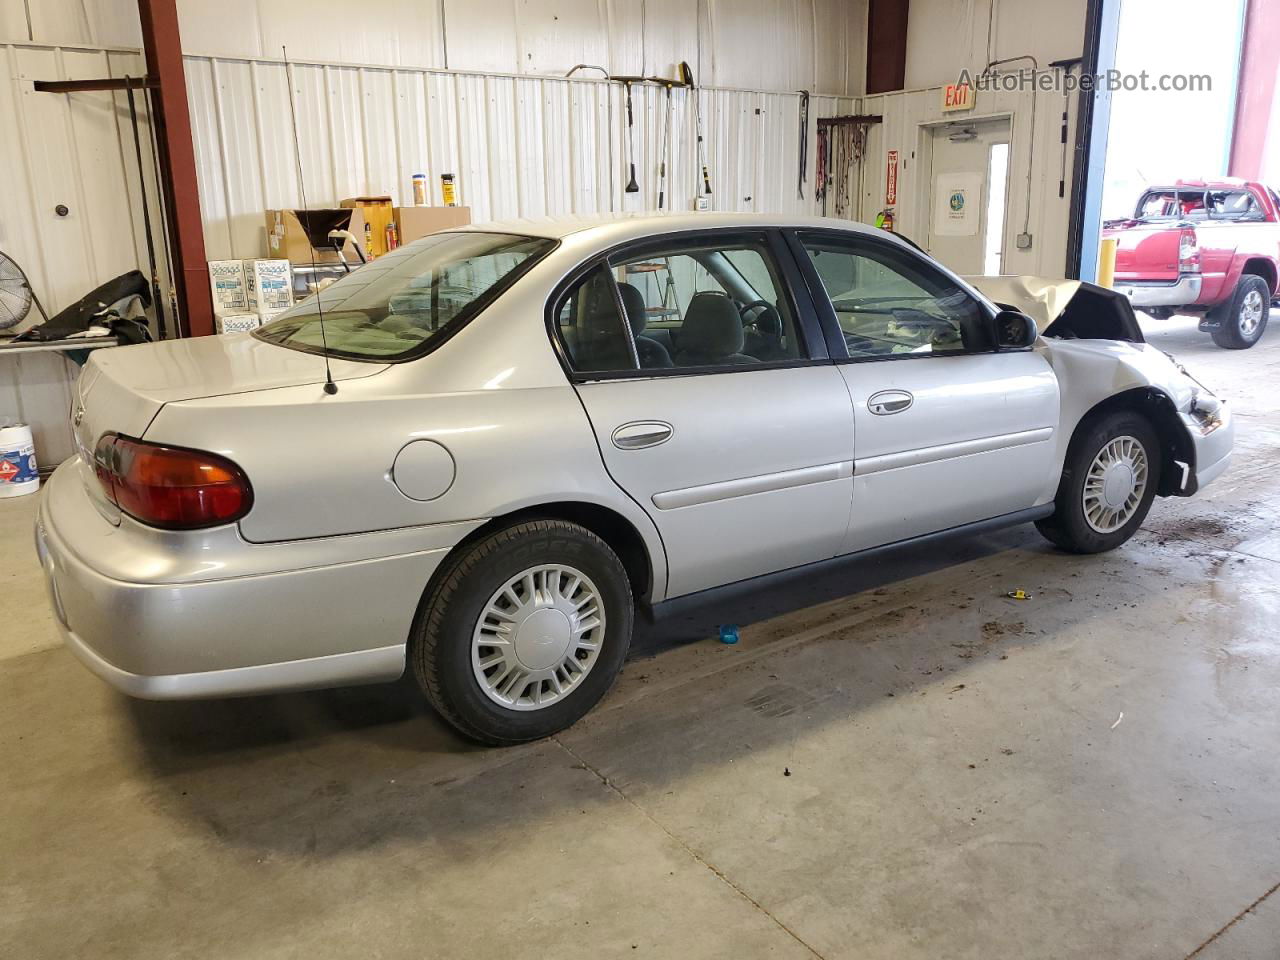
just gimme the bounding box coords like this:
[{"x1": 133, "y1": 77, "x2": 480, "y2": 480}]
[{"x1": 448, "y1": 211, "x2": 891, "y2": 243}]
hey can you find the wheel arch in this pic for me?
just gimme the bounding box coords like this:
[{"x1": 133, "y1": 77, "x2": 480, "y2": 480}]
[
  {"x1": 1070, "y1": 387, "x2": 1193, "y2": 496},
  {"x1": 419, "y1": 501, "x2": 661, "y2": 619},
  {"x1": 1239, "y1": 258, "x2": 1277, "y2": 295}
]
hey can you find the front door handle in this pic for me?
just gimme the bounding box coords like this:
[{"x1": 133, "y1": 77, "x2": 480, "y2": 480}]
[
  {"x1": 612, "y1": 420, "x2": 674, "y2": 450},
  {"x1": 867, "y1": 390, "x2": 913, "y2": 416}
]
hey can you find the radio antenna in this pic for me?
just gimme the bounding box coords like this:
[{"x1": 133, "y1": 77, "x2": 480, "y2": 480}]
[{"x1": 282, "y1": 45, "x2": 338, "y2": 395}]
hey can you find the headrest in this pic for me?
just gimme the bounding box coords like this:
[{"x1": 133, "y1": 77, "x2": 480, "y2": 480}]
[
  {"x1": 617, "y1": 282, "x2": 647, "y2": 335},
  {"x1": 680, "y1": 292, "x2": 743, "y2": 356}
]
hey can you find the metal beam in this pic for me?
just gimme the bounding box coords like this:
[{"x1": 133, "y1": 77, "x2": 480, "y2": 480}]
[
  {"x1": 137, "y1": 0, "x2": 214, "y2": 337},
  {"x1": 865, "y1": 0, "x2": 909, "y2": 95},
  {"x1": 1065, "y1": 0, "x2": 1122, "y2": 282},
  {"x1": 34, "y1": 77, "x2": 154, "y2": 93}
]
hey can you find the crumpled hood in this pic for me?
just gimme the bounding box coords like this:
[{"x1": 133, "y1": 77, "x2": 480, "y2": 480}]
[{"x1": 964, "y1": 275, "x2": 1082, "y2": 330}]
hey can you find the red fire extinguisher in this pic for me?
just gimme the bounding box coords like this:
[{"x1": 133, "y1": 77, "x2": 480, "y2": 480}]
[{"x1": 876, "y1": 207, "x2": 895, "y2": 232}]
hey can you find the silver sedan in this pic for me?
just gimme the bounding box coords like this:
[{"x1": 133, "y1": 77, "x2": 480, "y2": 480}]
[{"x1": 35, "y1": 214, "x2": 1233, "y2": 744}]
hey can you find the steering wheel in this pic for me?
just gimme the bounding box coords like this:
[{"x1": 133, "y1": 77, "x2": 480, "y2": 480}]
[{"x1": 738, "y1": 299, "x2": 775, "y2": 323}]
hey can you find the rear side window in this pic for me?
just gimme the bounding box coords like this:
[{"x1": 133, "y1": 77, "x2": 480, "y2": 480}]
[
  {"x1": 256, "y1": 232, "x2": 553, "y2": 361},
  {"x1": 799, "y1": 234, "x2": 991, "y2": 358}
]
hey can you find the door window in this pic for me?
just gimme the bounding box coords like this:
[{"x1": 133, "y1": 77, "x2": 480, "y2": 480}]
[
  {"x1": 798, "y1": 235, "x2": 991, "y2": 359},
  {"x1": 555, "y1": 266, "x2": 637, "y2": 373},
  {"x1": 609, "y1": 239, "x2": 803, "y2": 368}
]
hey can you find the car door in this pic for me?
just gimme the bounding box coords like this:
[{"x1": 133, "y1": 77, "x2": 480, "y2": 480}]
[
  {"x1": 552, "y1": 230, "x2": 855, "y2": 599},
  {"x1": 790, "y1": 230, "x2": 1060, "y2": 554}
]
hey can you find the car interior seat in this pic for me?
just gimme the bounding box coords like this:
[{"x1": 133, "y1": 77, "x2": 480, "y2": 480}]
[{"x1": 673, "y1": 292, "x2": 758, "y2": 367}]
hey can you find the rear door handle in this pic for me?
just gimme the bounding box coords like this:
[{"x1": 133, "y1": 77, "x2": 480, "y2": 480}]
[
  {"x1": 867, "y1": 390, "x2": 913, "y2": 415},
  {"x1": 612, "y1": 420, "x2": 674, "y2": 450}
]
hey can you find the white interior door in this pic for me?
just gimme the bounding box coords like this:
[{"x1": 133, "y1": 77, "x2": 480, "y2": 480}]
[{"x1": 925, "y1": 118, "x2": 1012, "y2": 275}]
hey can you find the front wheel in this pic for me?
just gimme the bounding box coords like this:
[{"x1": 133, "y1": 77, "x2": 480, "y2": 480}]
[
  {"x1": 1036, "y1": 410, "x2": 1161, "y2": 554},
  {"x1": 411, "y1": 519, "x2": 633, "y2": 746},
  {"x1": 1209, "y1": 274, "x2": 1269, "y2": 349}
]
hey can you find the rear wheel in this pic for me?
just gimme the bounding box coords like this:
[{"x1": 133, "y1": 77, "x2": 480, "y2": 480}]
[
  {"x1": 411, "y1": 519, "x2": 633, "y2": 746},
  {"x1": 1036, "y1": 410, "x2": 1161, "y2": 554},
  {"x1": 1209, "y1": 274, "x2": 1269, "y2": 349}
]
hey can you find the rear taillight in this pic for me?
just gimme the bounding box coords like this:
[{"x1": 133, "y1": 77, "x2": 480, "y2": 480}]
[
  {"x1": 91, "y1": 434, "x2": 252, "y2": 529},
  {"x1": 1178, "y1": 229, "x2": 1201, "y2": 273}
]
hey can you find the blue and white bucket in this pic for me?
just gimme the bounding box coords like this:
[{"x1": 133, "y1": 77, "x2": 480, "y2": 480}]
[{"x1": 0, "y1": 422, "x2": 39, "y2": 498}]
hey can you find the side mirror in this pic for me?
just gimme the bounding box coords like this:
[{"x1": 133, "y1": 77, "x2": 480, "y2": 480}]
[{"x1": 992, "y1": 309, "x2": 1038, "y2": 349}]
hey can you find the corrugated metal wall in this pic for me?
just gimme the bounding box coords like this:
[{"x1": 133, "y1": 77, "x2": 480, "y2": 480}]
[
  {"x1": 185, "y1": 53, "x2": 858, "y2": 261},
  {"x1": 173, "y1": 0, "x2": 865, "y2": 96},
  {"x1": 0, "y1": 40, "x2": 162, "y2": 466}
]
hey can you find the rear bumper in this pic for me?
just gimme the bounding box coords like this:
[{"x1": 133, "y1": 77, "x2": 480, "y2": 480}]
[
  {"x1": 1115, "y1": 274, "x2": 1203, "y2": 308},
  {"x1": 34, "y1": 459, "x2": 476, "y2": 700}
]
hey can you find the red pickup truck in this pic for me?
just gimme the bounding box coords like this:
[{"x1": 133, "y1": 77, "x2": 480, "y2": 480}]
[{"x1": 1103, "y1": 179, "x2": 1279, "y2": 349}]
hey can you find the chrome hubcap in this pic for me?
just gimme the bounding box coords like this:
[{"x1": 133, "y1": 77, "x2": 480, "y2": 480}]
[
  {"x1": 471, "y1": 564, "x2": 605, "y2": 711},
  {"x1": 1082, "y1": 435, "x2": 1148, "y2": 533},
  {"x1": 1240, "y1": 290, "x2": 1264, "y2": 336}
]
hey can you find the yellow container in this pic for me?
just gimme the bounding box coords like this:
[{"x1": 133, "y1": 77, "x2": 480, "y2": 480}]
[{"x1": 1097, "y1": 236, "x2": 1118, "y2": 288}]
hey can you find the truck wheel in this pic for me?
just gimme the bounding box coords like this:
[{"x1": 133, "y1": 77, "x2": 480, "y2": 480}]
[
  {"x1": 411, "y1": 519, "x2": 633, "y2": 746},
  {"x1": 1209, "y1": 274, "x2": 1269, "y2": 349},
  {"x1": 1035, "y1": 410, "x2": 1161, "y2": 554}
]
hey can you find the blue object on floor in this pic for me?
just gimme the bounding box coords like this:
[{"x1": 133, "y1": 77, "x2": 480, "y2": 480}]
[{"x1": 719, "y1": 624, "x2": 739, "y2": 645}]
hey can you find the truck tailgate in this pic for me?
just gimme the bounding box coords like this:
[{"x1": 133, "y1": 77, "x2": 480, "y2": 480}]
[{"x1": 1108, "y1": 225, "x2": 1182, "y2": 281}]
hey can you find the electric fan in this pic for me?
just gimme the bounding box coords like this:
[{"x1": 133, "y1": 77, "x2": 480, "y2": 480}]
[{"x1": 0, "y1": 251, "x2": 46, "y2": 331}]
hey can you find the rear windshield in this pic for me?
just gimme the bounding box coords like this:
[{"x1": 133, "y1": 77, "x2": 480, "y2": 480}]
[
  {"x1": 1135, "y1": 189, "x2": 1265, "y2": 222},
  {"x1": 255, "y1": 231, "x2": 554, "y2": 361}
]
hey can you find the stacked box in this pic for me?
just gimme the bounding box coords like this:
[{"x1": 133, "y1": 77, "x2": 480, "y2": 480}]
[
  {"x1": 215, "y1": 314, "x2": 261, "y2": 335},
  {"x1": 244, "y1": 259, "x2": 294, "y2": 321},
  {"x1": 208, "y1": 260, "x2": 249, "y2": 317}
]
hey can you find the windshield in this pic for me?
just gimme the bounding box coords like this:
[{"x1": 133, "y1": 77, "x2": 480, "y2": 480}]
[{"x1": 255, "y1": 231, "x2": 554, "y2": 361}]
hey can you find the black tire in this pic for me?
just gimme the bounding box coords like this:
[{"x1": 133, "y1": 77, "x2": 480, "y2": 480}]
[
  {"x1": 1035, "y1": 410, "x2": 1161, "y2": 554},
  {"x1": 411, "y1": 519, "x2": 633, "y2": 746},
  {"x1": 1208, "y1": 274, "x2": 1269, "y2": 349}
]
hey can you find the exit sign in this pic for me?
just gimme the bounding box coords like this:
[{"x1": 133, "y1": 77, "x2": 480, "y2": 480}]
[{"x1": 941, "y1": 83, "x2": 975, "y2": 112}]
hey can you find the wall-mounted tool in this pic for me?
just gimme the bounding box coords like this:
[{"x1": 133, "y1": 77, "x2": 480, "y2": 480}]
[
  {"x1": 622, "y1": 78, "x2": 640, "y2": 194},
  {"x1": 1049, "y1": 57, "x2": 1083, "y2": 199},
  {"x1": 797, "y1": 91, "x2": 810, "y2": 200},
  {"x1": 814, "y1": 114, "x2": 882, "y2": 219},
  {"x1": 679, "y1": 62, "x2": 712, "y2": 201},
  {"x1": 657, "y1": 81, "x2": 676, "y2": 210}
]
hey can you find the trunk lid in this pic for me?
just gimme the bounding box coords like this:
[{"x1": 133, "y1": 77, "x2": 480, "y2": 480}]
[
  {"x1": 71, "y1": 334, "x2": 387, "y2": 519},
  {"x1": 1106, "y1": 223, "x2": 1184, "y2": 281},
  {"x1": 79, "y1": 333, "x2": 387, "y2": 436}
]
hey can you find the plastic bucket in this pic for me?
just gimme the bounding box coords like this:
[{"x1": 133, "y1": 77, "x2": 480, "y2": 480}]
[{"x1": 0, "y1": 423, "x2": 40, "y2": 498}]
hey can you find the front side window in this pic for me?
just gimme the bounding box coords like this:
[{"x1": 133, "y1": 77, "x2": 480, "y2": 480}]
[
  {"x1": 256, "y1": 231, "x2": 553, "y2": 361},
  {"x1": 799, "y1": 235, "x2": 990, "y2": 359},
  {"x1": 608, "y1": 239, "x2": 803, "y2": 368}
]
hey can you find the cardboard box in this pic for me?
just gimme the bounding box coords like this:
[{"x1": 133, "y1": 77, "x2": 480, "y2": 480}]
[
  {"x1": 215, "y1": 314, "x2": 261, "y2": 335},
  {"x1": 341, "y1": 196, "x2": 394, "y2": 257},
  {"x1": 264, "y1": 208, "x2": 367, "y2": 265},
  {"x1": 208, "y1": 260, "x2": 248, "y2": 317},
  {"x1": 244, "y1": 259, "x2": 294, "y2": 319},
  {"x1": 394, "y1": 206, "x2": 472, "y2": 244}
]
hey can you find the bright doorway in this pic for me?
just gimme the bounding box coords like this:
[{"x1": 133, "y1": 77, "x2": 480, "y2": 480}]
[{"x1": 925, "y1": 118, "x2": 1012, "y2": 276}]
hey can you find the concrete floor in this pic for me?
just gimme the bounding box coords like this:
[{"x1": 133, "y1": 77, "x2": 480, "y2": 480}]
[{"x1": 4, "y1": 316, "x2": 1280, "y2": 959}]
